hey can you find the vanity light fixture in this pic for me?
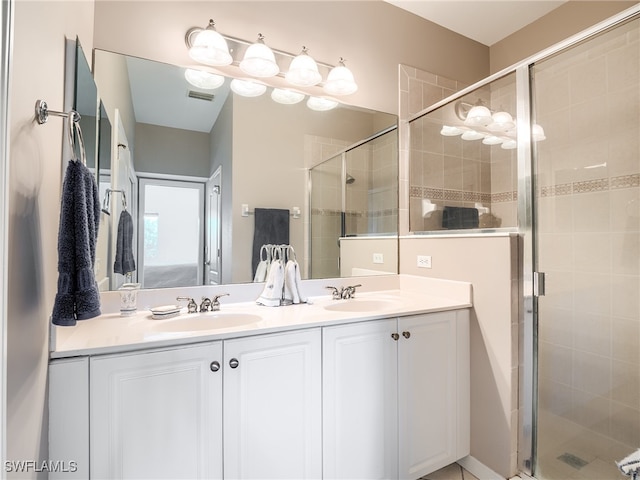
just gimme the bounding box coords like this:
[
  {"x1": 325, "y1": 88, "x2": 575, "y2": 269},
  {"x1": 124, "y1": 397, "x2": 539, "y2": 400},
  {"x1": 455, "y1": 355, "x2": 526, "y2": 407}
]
[
  {"x1": 464, "y1": 104, "x2": 493, "y2": 126},
  {"x1": 487, "y1": 110, "x2": 515, "y2": 132},
  {"x1": 460, "y1": 130, "x2": 484, "y2": 141},
  {"x1": 532, "y1": 123, "x2": 546, "y2": 141},
  {"x1": 285, "y1": 47, "x2": 322, "y2": 87},
  {"x1": 230, "y1": 78, "x2": 267, "y2": 97},
  {"x1": 239, "y1": 34, "x2": 279, "y2": 78},
  {"x1": 482, "y1": 135, "x2": 505, "y2": 145},
  {"x1": 184, "y1": 68, "x2": 225, "y2": 90},
  {"x1": 307, "y1": 96, "x2": 338, "y2": 111},
  {"x1": 186, "y1": 19, "x2": 233, "y2": 66},
  {"x1": 271, "y1": 88, "x2": 305, "y2": 105},
  {"x1": 323, "y1": 58, "x2": 358, "y2": 96}
]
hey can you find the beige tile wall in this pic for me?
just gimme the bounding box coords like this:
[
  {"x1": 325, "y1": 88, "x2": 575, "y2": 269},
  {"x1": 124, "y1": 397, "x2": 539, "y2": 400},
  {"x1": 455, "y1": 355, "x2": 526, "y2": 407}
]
[{"x1": 534, "y1": 16, "x2": 640, "y2": 467}]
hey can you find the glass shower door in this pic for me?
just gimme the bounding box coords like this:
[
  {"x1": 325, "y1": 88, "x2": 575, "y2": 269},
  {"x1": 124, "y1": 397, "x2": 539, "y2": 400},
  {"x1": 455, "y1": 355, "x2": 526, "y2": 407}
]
[{"x1": 532, "y1": 15, "x2": 640, "y2": 480}]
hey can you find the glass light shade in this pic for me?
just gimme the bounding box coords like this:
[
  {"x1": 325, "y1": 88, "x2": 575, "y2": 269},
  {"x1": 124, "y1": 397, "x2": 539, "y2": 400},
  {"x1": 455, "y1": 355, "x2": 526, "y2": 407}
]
[
  {"x1": 307, "y1": 96, "x2": 338, "y2": 111},
  {"x1": 464, "y1": 105, "x2": 492, "y2": 126},
  {"x1": 271, "y1": 88, "x2": 305, "y2": 105},
  {"x1": 286, "y1": 48, "x2": 322, "y2": 87},
  {"x1": 323, "y1": 61, "x2": 358, "y2": 96},
  {"x1": 230, "y1": 79, "x2": 266, "y2": 97},
  {"x1": 239, "y1": 36, "x2": 279, "y2": 78},
  {"x1": 501, "y1": 139, "x2": 518, "y2": 150},
  {"x1": 482, "y1": 135, "x2": 505, "y2": 145},
  {"x1": 440, "y1": 125, "x2": 464, "y2": 136},
  {"x1": 461, "y1": 130, "x2": 484, "y2": 141},
  {"x1": 532, "y1": 123, "x2": 546, "y2": 141},
  {"x1": 487, "y1": 111, "x2": 515, "y2": 132},
  {"x1": 184, "y1": 69, "x2": 225, "y2": 90},
  {"x1": 188, "y1": 22, "x2": 233, "y2": 66}
]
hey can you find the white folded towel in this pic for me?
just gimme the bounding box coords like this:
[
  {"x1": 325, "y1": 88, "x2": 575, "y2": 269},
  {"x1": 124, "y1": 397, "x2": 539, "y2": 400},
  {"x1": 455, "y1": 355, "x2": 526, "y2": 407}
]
[
  {"x1": 284, "y1": 260, "x2": 301, "y2": 304},
  {"x1": 256, "y1": 258, "x2": 285, "y2": 307},
  {"x1": 253, "y1": 245, "x2": 270, "y2": 282},
  {"x1": 617, "y1": 449, "x2": 640, "y2": 476}
]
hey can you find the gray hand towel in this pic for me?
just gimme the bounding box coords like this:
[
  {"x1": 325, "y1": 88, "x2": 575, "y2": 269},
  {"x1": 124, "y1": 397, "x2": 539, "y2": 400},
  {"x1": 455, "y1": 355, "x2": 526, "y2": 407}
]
[
  {"x1": 251, "y1": 208, "x2": 289, "y2": 277},
  {"x1": 51, "y1": 160, "x2": 101, "y2": 326},
  {"x1": 114, "y1": 209, "x2": 136, "y2": 275}
]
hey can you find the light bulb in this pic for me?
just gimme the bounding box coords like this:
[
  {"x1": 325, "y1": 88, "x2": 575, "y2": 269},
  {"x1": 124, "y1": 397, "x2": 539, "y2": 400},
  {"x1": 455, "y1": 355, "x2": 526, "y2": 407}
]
[
  {"x1": 188, "y1": 19, "x2": 233, "y2": 66},
  {"x1": 532, "y1": 124, "x2": 546, "y2": 141},
  {"x1": 230, "y1": 79, "x2": 266, "y2": 97},
  {"x1": 487, "y1": 111, "x2": 515, "y2": 132},
  {"x1": 464, "y1": 105, "x2": 492, "y2": 126},
  {"x1": 184, "y1": 69, "x2": 225, "y2": 90},
  {"x1": 323, "y1": 58, "x2": 358, "y2": 96},
  {"x1": 239, "y1": 34, "x2": 279, "y2": 78},
  {"x1": 286, "y1": 47, "x2": 322, "y2": 87},
  {"x1": 307, "y1": 96, "x2": 338, "y2": 111},
  {"x1": 271, "y1": 88, "x2": 305, "y2": 105},
  {"x1": 440, "y1": 125, "x2": 464, "y2": 136},
  {"x1": 461, "y1": 130, "x2": 484, "y2": 141}
]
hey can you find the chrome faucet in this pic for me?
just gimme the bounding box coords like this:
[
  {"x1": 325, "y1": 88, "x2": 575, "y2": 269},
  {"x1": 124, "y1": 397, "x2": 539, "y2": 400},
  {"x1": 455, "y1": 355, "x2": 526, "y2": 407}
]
[
  {"x1": 200, "y1": 297, "x2": 212, "y2": 312},
  {"x1": 211, "y1": 293, "x2": 230, "y2": 311},
  {"x1": 177, "y1": 296, "x2": 198, "y2": 313},
  {"x1": 341, "y1": 284, "x2": 362, "y2": 299},
  {"x1": 325, "y1": 286, "x2": 342, "y2": 300},
  {"x1": 325, "y1": 284, "x2": 362, "y2": 300}
]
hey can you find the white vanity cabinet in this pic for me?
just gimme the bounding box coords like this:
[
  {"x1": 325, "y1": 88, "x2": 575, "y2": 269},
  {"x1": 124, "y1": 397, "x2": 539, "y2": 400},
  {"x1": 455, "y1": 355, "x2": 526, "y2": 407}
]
[
  {"x1": 90, "y1": 342, "x2": 223, "y2": 480},
  {"x1": 322, "y1": 310, "x2": 470, "y2": 480},
  {"x1": 223, "y1": 328, "x2": 322, "y2": 480}
]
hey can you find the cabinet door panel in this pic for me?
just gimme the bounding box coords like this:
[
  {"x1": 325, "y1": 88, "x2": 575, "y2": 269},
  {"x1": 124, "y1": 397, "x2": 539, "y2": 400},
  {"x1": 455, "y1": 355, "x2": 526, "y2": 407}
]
[
  {"x1": 90, "y1": 343, "x2": 222, "y2": 479},
  {"x1": 323, "y1": 319, "x2": 398, "y2": 480},
  {"x1": 399, "y1": 312, "x2": 457, "y2": 479},
  {"x1": 224, "y1": 329, "x2": 322, "y2": 480}
]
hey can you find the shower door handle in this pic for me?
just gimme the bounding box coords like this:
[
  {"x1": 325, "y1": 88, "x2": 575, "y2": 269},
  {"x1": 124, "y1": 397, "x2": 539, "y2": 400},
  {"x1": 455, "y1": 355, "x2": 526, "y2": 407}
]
[{"x1": 534, "y1": 272, "x2": 546, "y2": 297}]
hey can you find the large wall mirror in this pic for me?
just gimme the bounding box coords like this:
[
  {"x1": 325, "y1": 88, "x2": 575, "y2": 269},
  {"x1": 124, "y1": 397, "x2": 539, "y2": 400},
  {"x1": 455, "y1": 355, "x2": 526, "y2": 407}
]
[{"x1": 87, "y1": 49, "x2": 398, "y2": 291}]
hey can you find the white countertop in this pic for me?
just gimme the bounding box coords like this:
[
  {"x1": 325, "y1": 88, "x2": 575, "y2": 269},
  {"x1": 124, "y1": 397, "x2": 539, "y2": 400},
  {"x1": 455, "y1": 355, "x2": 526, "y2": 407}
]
[{"x1": 50, "y1": 275, "x2": 472, "y2": 359}]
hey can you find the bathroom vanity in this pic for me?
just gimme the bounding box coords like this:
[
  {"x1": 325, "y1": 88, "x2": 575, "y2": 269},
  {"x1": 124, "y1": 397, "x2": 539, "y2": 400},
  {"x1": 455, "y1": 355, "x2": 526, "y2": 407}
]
[{"x1": 49, "y1": 276, "x2": 471, "y2": 480}]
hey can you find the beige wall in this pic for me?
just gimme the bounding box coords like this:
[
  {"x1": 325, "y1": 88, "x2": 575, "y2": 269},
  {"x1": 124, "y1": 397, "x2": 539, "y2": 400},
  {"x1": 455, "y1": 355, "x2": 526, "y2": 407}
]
[
  {"x1": 400, "y1": 235, "x2": 519, "y2": 478},
  {"x1": 7, "y1": 0, "x2": 95, "y2": 474},
  {"x1": 490, "y1": 1, "x2": 637, "y2": 73},
  {"x1": 135, "y1": 123, "x2": 211, "y2": 178},
  {"x1": 93, "y1": 1, "x2": 489, "y2": 115}
]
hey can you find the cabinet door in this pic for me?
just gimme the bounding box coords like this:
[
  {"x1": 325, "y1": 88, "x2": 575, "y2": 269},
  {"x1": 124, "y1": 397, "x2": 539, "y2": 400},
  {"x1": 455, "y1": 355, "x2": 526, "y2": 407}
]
[
  {"x1": 323, "y1": 319, "x2": 398, "y2": 480},
  {"x1": 224, "y1": 329, "x2": 322, "y2": 480},
  {"x1": 90, "y1": 342, "x2": 223, "y2": 480},
  {"x1": 398, "y1": 312, "x2": 459, "y2": 479}
]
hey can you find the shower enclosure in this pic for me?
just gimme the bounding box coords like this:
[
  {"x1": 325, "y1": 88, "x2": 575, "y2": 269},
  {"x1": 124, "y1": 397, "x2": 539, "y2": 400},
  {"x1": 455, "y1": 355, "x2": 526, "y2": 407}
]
[
  {"x1": 407, "y1": 5, "x2": 640, "y2": 479},
  {"x1": 309, "y1": 127, "x2": 398, "y2": 279}
]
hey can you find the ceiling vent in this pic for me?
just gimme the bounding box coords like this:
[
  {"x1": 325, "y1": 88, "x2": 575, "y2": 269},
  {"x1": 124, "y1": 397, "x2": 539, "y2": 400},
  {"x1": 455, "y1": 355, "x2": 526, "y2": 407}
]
[{"x1": 188, "y1": 90, "x2": 215, "y2": 102}]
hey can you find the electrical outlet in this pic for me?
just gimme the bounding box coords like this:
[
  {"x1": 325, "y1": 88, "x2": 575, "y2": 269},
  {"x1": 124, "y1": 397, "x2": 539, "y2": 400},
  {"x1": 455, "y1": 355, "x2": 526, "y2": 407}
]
[
  {"x1": 417, "y1": 255, "x2": 432, "y2": 269},
  {"x1": 373, "y1": 253, "x2": 384, "y2": 264}
]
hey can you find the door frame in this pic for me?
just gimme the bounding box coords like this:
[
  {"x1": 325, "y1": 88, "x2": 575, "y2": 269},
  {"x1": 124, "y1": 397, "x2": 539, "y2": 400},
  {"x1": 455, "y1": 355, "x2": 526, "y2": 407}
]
[
  {"x1": 0, "y1": 0, "x2": 13, "y2": 471},
  {"x1": 205, "y1": 166, "x2": 222, "y2": 285}
]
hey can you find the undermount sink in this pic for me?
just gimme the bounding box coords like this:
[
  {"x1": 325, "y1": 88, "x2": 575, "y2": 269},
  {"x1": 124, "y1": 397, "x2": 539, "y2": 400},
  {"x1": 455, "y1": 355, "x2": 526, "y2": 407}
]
[
  {"x1": 153, "y1": 312, "x2": 262, "y2": 332},
  {"x1": 323, "y1": 298, "x2": 403, "y2": 313}
]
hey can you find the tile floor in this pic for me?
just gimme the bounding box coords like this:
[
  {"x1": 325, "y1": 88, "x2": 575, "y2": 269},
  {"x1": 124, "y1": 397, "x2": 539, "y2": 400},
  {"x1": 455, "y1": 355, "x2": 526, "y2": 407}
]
[{"x1": 420, "y1": 463, "x2": 479, "y2": 480}]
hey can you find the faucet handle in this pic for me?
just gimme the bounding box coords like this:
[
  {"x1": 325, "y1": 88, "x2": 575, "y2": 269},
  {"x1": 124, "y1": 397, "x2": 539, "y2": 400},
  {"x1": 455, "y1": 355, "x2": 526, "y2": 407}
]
[
  {"x1": 177, "y1": 296, "x2": 198, "y2": 313},
  {"x1": 342, "y1": 284, "x2": 362, "y2": 299},
  {"x1": 325, "y1": 286, "x2": 342, "y2": 300},
  {"x1": 211, "y1": 293, "x2": 230, "y2": 311},
  {"x1": 200, "y1": 297, "x2": 212, "y2": 312}
]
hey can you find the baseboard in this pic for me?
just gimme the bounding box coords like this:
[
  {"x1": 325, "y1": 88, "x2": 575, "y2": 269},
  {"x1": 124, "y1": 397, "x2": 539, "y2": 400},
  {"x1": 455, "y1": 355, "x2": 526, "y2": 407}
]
[{"x1": 458, "y1": 455, "x2": 505, "y2": 480}]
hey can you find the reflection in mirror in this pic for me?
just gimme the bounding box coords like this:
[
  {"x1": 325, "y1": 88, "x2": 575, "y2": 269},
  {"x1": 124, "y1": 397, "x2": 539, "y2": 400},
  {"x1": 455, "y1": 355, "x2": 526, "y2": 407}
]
[
  {"x1": 408, "y1": 73, "x2": 519, "y2": 233},
  {"x1": 92, "y1": 49, "x2": 398, "y2": 291},
  {"x1": 95, "y1": 102, "x2": 112, "y2": 291},
  {"x1": 73, "y1": 41, "x2": 98, "y2": 172}
]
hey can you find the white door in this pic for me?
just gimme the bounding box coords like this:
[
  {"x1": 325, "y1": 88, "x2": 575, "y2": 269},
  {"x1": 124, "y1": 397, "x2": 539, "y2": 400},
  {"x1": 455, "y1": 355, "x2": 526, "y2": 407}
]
[
  {"x1": 223, "y1": 329, "x2": 322, "y2": 480},
  {"x1": 90, "y1": 343, "x2": 223, "y2": 480},
  {"x1": 205, "y1": 167, "x2": 222, "y2": 285},
  {"x1": 323, "y1": 319, "x2": 398, "y2": 480},
  {"x1": 398, "y1": 312, "x2": 460, "y2": 479}
]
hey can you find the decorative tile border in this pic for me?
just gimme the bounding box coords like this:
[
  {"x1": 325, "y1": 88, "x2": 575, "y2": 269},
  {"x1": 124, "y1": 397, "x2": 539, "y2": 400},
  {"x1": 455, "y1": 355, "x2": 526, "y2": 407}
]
[
  {"x1": 310, "y1": 208, "x2": 397, "y2": 218},
  {"x1": 539, "y1": 174, "x2": 640, "y2": 197},
  {"x1": 410, "y1": 186, "x2": 494, "y2": 203}
]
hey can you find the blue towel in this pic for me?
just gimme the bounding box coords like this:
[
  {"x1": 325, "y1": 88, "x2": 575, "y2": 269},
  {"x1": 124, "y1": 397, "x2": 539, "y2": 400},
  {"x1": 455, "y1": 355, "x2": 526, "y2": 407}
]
[
  {"x1": 251, "y1": 208, "x2": 289, "y2": 277},
  {"x1": 113, "y1": 209, "x2": 136, "y2": 275},
  {"x1": 51, "y1": 160, "x2": 101, "y2": 326}
]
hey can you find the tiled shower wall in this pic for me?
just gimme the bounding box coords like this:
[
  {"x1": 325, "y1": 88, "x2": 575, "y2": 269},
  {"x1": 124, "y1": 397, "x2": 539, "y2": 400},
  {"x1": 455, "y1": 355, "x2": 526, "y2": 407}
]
[
  {"x1": 534, "y1": 16, "x2": 640, "y2": 469},
  {"x1": 403, "y1": 68, "x2": 519, "y2": 232}
]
